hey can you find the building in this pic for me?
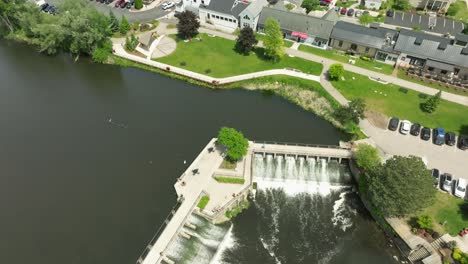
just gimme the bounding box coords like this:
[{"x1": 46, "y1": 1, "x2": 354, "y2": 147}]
[
  {"x1": 395, "y1": 29, "x2": 468, "y2": 85},
  {"x1": 238, "y1": 0, "x2": 268, "y2": 29},
  {"x1": 329, "y1": 21, "x2": 399, "y2": 64},
  {"x1": 364, "y1": 0, "x2": 385, "y2": 10},
  {"x1": 409, "y1": 0, "x2": 454, "y2": 11},
  {"x1": 198, "y1": 0, "x2": 250, "y2": 33},
  {"x1": 175, "y1": 0, "x2": 212, "y2": 15},
  {"x1": 257, "y1": 7, "x2": 338, "y2": 49}
]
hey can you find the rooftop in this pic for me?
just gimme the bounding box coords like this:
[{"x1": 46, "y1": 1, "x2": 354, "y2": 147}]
[
  {"x1": 203, "y1": 0, "x2": 249, "y2": 17},
  {"x1": 385, "y1": 11, "x2": 464, "y2": 36},
  {"x1": 331, "y1": 21, "x2": 398, "y2": 50}
]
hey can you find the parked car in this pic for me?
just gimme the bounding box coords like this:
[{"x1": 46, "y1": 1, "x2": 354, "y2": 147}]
[
  {"x1": 386, "y1": 10, "x2": 394, "y2": 17},
  {"x1": 421, "y1": 127, "x2": 431, "y2": 141},
  {"x1": 363, "y1": 11, "x2": 370, "y2": 15},
  {"x1": 99, "y1": 0, "x2": 106, "y2": 3},
  {"x1": 442, "y1": 173, "x2": 453, "y2": 192},
  {"x1": 445, "y1": 132, "x2": 456, "y2": 146},
  {"x1": 39, "y1": 2, "x2": 49, "y2": 11},
  {"x1": 320, "y1": 1, "x2": 330, "y2": 6},
  {"x1": 162, "y1": 1, "x2": 175, "y2": 10},
  {"x1": 458, "y1": 135, "x2": 468, "y2": 150},
  {"x1": 347, "y1": 8, "x2": 355, "y2": 16},
  {"x1": 432, "y1": 169, "x2": 440, "y2": 187},
  {"x1": 355, "y1": 10, "x2": 362, "y2": 17},
  {"x1": 454, "y1": 178, "x2": 467, "y2": 198},
  {"x1": 334, "y1": 6, "x2": 341, "y2": 12},
  {"x1": 105, "y1": 0, "x2": 114, "y2": 4},
  {"x1": 120, "y1": 0, "x2": 129, "y2": 8},
  {"x1": 399, "y1": 120, "x2": 411, "y2": 135},
  {"x1": 433, "y1": 128, "x2": 445, "y2": 145},
  {"x1": 115, "y1": 0, "x2": 125, "y2": 7},
  {"x1": 43, "y1": 5, "x2": 53, "y2": 13},
  {"x1": 388, "y1": 117, "x2": 399, "y2": 131},
  {"x1": 410, "y1": 123, "x2": 421, "y2": 136},
  {"x1": 126, "y1": 0, "x2": 134, "y2": 8},
  {"x1": 340, "y1": 7, "x2": 347, "y2": 15}
]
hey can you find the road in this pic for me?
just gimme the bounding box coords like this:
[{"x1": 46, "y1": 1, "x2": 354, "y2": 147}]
[{"x1": 46, "y1": 0, "x2": 170, "y2": 22}]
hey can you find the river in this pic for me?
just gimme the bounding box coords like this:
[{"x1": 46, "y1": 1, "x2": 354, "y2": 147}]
[{"x1": 0, "y1": 40, "x2": 399, "y2": 264}]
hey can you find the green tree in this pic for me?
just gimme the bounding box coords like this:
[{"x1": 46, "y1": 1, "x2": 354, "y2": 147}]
[
  {"x1": 328, "y1": 63, "x2": 344, "y2": 80},
  {"x1": 335, "y1": 98, "x2": 366, "y2": 123},
  {"x1": 421, "y1": 90, "x2": 441, "y2": 113},
  {"x1": 134, "y1": 0, "x2": 143, "y2": 9},
  {"x1": 393, "y1": 0, "x2": 411, "y2": 10},
  {"x1": 235, "y1": 27, "x2": 258, "y2": 54},
  {"x1": 109, "y1": 10, "x2": 119, "y2": 33},
  {"x1": 125, "y1": 34, "x2": 139, "y2": 51},
  {"x1": 354, "y1": 144, "x2": 381, "y2": 171},
  {"x1": 263, "y1": 17, "x2": 284, "y2": 61},
  {"x1": 367, "y1": 156, "x2": 436, "y2": 217},
  {"x1": 417, "y1": 215, "x2": 433, "y2": 230},
  {"x1": 176, "y1": 10, "x2": 200, "y2": 38},
  {"x1": 217, "y1": 127, "x2": 249, "y2": 161},
  {"x1": 92, "y1": 39, "x2": 113, "y2": 63},
  {"x1": 120, "y1": 15, "x2": 130, "y2": 35},
  {"x1": 359, "y1": 14, "x2": 374, "y2": 25},
  {"x1": 301, "y1": 0, "x2": 320, "y2": 14}
]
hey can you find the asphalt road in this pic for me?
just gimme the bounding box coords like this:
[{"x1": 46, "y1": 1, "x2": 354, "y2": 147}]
[{"x1": 47, "y1": 0, "x2": 170, "y2": 22}]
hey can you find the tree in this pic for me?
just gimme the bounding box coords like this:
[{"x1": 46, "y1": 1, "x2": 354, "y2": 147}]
[
  {"x1": 358, "y1": 14, "x2": 374, "y2": 25},
  {"x1": 125, "y1": 34, "x2": 138, "y2": 51},
  {"x1": 109, "y1": 10, "x2": 119, "y2": 33},
  {"x1": 120, "y1": 15, "x2": 130, "y2": 35},
  {"x1": 134, "y1": 0, "x2": 143, "y2": 10},
  {"x1": 217, "y1": 127, "x2": 249, "y2": 162},
  {"x1": 92, "y1": 39, "x2": 113, "y2": 63},
  {"x1": 393, "y1": 0, "x2": 411, "y2": 10},
  {"x1": 176, "y1": 11, "x2": 200, "y2": 39},
  {"x1": 421, "y1": 90, "x2": 441, "y2": 113},
  {"x1": 354, "y1": 144, "x2": 381, "y2": 171},
  {"x1": 417, "y1": 215, "x2": 433, "y2": 230},
  {"x1": 328, "y1": 63, "x2": 344, "y2": 80},
  {"x1": 335, "y1": 98, "x2": 366, "y2": 125},
  {"x1": 301, "y1": 0, "x2": 320, "y2": 14},
  {"x1": 263, "y1": 17, "x2": 284, "y2": 61},
  {"x1": 367, "y1": 156, "x2": 436, "y2": 217},
  {"x1": 235, "y1": 27, "x2": 257, "y2": 54}
]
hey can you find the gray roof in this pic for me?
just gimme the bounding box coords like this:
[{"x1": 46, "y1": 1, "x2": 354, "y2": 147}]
[
  {"x1": 426, "y1": 60, "x2": 454, "y2": 71},
  {"x1": 257, "y1": 7, "x2": 336, "y2": 40},
  {"x1": 384, "y1": 11, "x2": 464, "y2": 35},
  {"x1": 394, "y1": 30, "x2": 468, "y2": 68},
  {"x1": 321, "y1": 8, "x2": 339, "y2": 23},
  {"x1": 204, "y1": 0, "x2": 248, "y2": 17},
  {"x1": 242, "y1": 0, "x2": 268, "y2": 17},
  {"x1": 330, "y1": 21, "x2": 398, "y2": 50},
  {"x1": 455, "y1": 33, "x2": 468, "y2": 44}
]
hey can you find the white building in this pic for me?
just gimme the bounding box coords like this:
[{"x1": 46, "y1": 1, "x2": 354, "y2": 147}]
[
  {"x1": 238, "y1": 0, "x2": 268, "y2": 29},
  {"x1": 364, "y1": 0, "x2": 385, "y2": 10}
]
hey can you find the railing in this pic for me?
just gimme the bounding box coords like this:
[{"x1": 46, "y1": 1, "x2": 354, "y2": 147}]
[
  {"x1": 136, "y1": 196, "x2": 184, "y2": 264},
  {"x1": 252, "y1": 140, "x2": 345, "y2": 150}
]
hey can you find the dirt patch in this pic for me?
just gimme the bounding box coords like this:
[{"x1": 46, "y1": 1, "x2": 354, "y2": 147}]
[{"x1": 365, "y1": 110, "x2": 388, "y2": 129}]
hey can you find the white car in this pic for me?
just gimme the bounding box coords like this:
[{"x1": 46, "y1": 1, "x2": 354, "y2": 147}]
[
  {"x1": 399, "y1": 120, "x2": 412, "y2": 135},
  {"x1": 442, "y1": 173, "x2": 453, "y2": 192},
  {"x1": 162, "y1": 1, "x2": 174, "y2": 10},
  {"x1": 454, "y1": 178, "x2": 467, "y2": 198}
]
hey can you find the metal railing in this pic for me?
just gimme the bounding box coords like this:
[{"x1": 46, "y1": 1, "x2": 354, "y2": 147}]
[{"x1": 252, "y1": 140, "x2": 345, "y2": 150}]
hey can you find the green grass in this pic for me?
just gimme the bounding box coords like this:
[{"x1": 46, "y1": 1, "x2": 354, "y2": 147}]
[
  {"x1": 214, "y1": 176, "x2": 245, "y2": 184},
  {"x1": 298, "y1": 45, "x2": 395, "y2": 75},
  {"x1": 157, "y1": 34, "x2": 317, "y2": 78},
  {"x1": 397, "y1": 69, "x2": 468, "y2": 97},
  {"x1": 418, "y1": 192, "x2": 468, "y2": 235},
  {"x1": 197, "y1": 195, "x2": 210, "y2": 210},
  {"x1": 255, "y1": 33, "x2": 294, "y2": 48},
  {"x1": 220, "y1": 160, "x2": 237, "y2": 169},
  {"x1": 331, "y1": 71, "x2": 468, "y2": 135},
  {"x1": 336, "y1": 0, "x2": 357, "y2": 7},
  {"x1": 447, "y1": 0, "x2": 468, "y2": 23}
]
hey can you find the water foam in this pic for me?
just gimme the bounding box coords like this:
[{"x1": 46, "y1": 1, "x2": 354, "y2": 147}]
[
  {"x1": 331, "y1": 191, "x2": 354, "y2": 231},
  {"x1": 209, "y1": 225, "x2": 235, "y2": 264}
]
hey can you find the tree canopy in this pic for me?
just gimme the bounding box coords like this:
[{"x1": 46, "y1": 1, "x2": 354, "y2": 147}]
[
  {"x1": 235, "y1": 27, "x2": 258, "y2": 54},
  {"x1": 120, "y1": 15, "x2": 131, "y2": 35},
  {"x1": 335, "y1": 98, "x2": 366, "y2": 124},
  {"x1": 134, "y1": 0, "x2": 143, "y2": 9},
  {"x1": 301, "y1": 0, "x2": 320, "y2": 14},
  {"x1": 367, "y1": 156, "x2": 436, "y2": 217},
  {"x1": 177, "y1": 11, "x2": 200, "y2": 39},
  {"x1": 328, "y1": 63, "x2": 344, "y2": 80},
  {"x1": 263, "y1": 17, "x2": 284, "y2": 61},
  {"x1": 354, "y1": 144, "x2": 380, "y2": 171},
  {"x1": 358, "y1": 14, "x2": 374, "y2": 25},
  {"x1": 421, "y1": 90, "x2": 441, "y2": 113},
  {"x1": 217, "y1": 127, "x2": 249, "y2": 161}
]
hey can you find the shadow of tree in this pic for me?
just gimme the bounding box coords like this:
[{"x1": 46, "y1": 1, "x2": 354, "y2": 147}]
[
  {"x1": 458, "y1": 203, "x2": 468, "y2": 221},
  {"x1": 253, "y1": 47, "x2": 275, "y2": 62},
  {"x1": 408, "y1": 216, "x2": 419, "y2": 228},
  {"x1": 459, "y1": 125, "x2": 468, "y2": 135}
]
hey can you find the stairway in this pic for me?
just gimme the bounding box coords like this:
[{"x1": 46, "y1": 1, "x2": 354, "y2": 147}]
[
  {"x1": 430, "y1": 237, "x2": 446, "y2": 251},
  {"x1": 408, "y1": 245, "x2": 431, "y2": 262}
]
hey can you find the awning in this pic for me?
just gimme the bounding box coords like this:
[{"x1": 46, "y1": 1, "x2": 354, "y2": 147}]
[
  {"x1": 291, "y1": 32, "x2": 309, "y2": 39},
  {"x1": 425, "y1": 59, "x2": 454, "y2": 72}
]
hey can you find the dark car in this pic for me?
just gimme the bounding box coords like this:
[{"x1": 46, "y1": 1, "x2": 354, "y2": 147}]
[
  {"x1": 386, "y1": 10, "x2": 394, "y2": 17},
  {"x1": 433, "y1": 128, "x2": 445, "y2": 145},
  {"x1": 388, "y1": 117, "x2": 399, "y2": 131},
  {"x1": 48, "y1": 5, "x2": 58, "y2": 14},
  {"x1": 126, "y1": 0, "x2": 134, "y2": 8},
  {"x1": 458, "y1": 135, "x2": 468, "y2": 150},
  {"x1": 421, "y1": 127, "x2": 431, "y2": 141},
  {"x1": 115, "y1": 0, "x2": 124, "y2": 7},
  {"x1": 340, "y1": 7, "x2": 347, "y2": 15},
  {"x1": 432, "y1": 168, "x2": 440, "y2": 187},
  {"x1": 445, "y1": 132, "x2": 456, "y2": 146},
  {"x1": 347, "y1": 8, "x2": 355, "y2": 16},
  {"x1": 39, "y1": 3, "x2": 49, "y2": 10},
  {"x1": 99, "y1": 0, "x2": 106, "y2": 3},
  {"x1": 120, "y1": 0, "x2": 128, "y2": 8},
  {"x1": 105, "y1": 0, "x2": 114, "y2": 4},
  {"x1": 43, "y1": 5, "x2": 52, "y2": 13},
  {"x1": 410, "y1": 123, "x2": 421, "y2": 136}
]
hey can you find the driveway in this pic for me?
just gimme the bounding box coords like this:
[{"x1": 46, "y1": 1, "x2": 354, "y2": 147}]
[
  {"x1": 46, "y1": 0, "x2": 170, "y2": 22},
  {"x1": 360, "y1": 119, "x2": 467, "y2": 179}
]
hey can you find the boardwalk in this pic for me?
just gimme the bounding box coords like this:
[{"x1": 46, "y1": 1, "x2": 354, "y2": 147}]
[{"x1": 252, "y1": 142, "x2": 352, "y2": 161}]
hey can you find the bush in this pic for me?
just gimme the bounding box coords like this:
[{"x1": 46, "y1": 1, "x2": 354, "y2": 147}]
[
  {"x1": 329, "y1": 63, "x2": 344, "y2": 80},
  {"x1": 285, "y1": 3, "x2": 294, "y2": 10},
  {"x1": 214, "y1": 176, "x2": 245, "y2": 184},
  {"x1": 360, "y1": 55, "x2": 371, "y2": 61},
  {"x1": 205, "y1": 69, "x2": 211, "y2": 74},
  {"x1": 133, "y1": 21, "x2": 140, "y2": 31},
  {"x1": 421, "y1": 90, "x2": 441, "y2": 113},
  {"x1": 134, "y1": 0, "x2": 143, "y2": 9},
  {"x1": 180, "y1": 61, "x2": 187, "y2": 66},
  {"x1": 446, "y1": 3, "x2": 460, "y2": 16},
  {"x1": 417, "y1": 215, "x2": 433, "y2": 230},
  {"x1": 447, "y1": 240, "x2": 457, "y2": 250},
  {"x1": 120, "y1": 16, "x2": 131, "y2": 35},
  {"x1": 91, "y1": 39, "x2": 113, "y2": 63},
  {"x1": 197, "y1": 195, "x2": 210, "y2": 210},
  {"x1": 354, "y1": 144, "x2": 381, "y2": 171},
  {"x1": 125, "y1": 34, "x2": 139, "y2": 51}
]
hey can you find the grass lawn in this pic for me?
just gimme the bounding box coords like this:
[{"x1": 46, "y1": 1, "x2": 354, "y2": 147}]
[
  {"x1": 220, "y1": 159, "x2": 237, "y2": 170},
  {"x1": 157, "y1": 34, "x2": 320, "y2": 78},
  {"x1": 255, "y1": 33, "x2": 294, "y2": 48},
  {"x1": 197, "y1": 195, "x2": 210, "y2": 210},
  {"x1": 298, "y1": 45, "x2": 395, "y2": 75},
  {"x1": 418, "y1": 192, "x2": 468, "y2": 235},
  {"x1": 336, "y1": 0, "x2": 358, "y2": 7},
  {"x1": 214, "y1": 176, "x2": 245, "y2": 184},
  {"x1": 447, "y1": 0, "x2": 468, "y2": 23},
  {"x1": 331, "y1": 71, "x2": 468, "y2": 135},
  {"x1": 397, "y1": 69, "x2": 468, "y2": 97}
]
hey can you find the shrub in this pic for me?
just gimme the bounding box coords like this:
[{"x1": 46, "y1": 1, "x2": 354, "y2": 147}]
[
  {"x1": 134, "y1": 0, "x2": 143, "y2": 9},
  {"x1": 285, "y1": 3, "x2": 294, "y2": 10},
  {"x1": 417, "y1": 215, "x2": 433, "y2": 230},
  {"x1": 447, "y1": 240, "x2": 457, "y2": 250},
  {"x1": 421, "y1": 90, "x2": 441, "y2": 113},
  {"x1": 91, "y1": 40, "x2": 113, "y2": 63},
  {"x1": 354, "y1": 144, "x2": 381, "y2": 171},
  {"x1": 446, "y1": 3, "x2": 460, "y2": 16},
  {"x1": 214, "y1": 176, "x2": 245, "y2": 184},
  {"x1": 205, "y1": 69, "x2": 211, "y2": 74},
  {"x1": 360, "y1": 55, "x2": 371, "y2": 61},
  {"x1": 329, "y1": 63, "x2": 344, "y2": 80},
  {"x1": 197, "y1": 195, "x2": 210, "y2": 210},
  {"x1": 125, "y1": 34, "x2": 139, "y2": 51},
  {"x1": 133, "y1": 21, "x2": 140, "y2": 31},
  {"x1": 180, "y1": 61, "x2": 187, "y2": 66}
]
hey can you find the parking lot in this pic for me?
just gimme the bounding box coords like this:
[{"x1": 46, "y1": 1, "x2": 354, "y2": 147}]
[{"x1": 360, "y1": 119, "x2": 467, "y2": 182}]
